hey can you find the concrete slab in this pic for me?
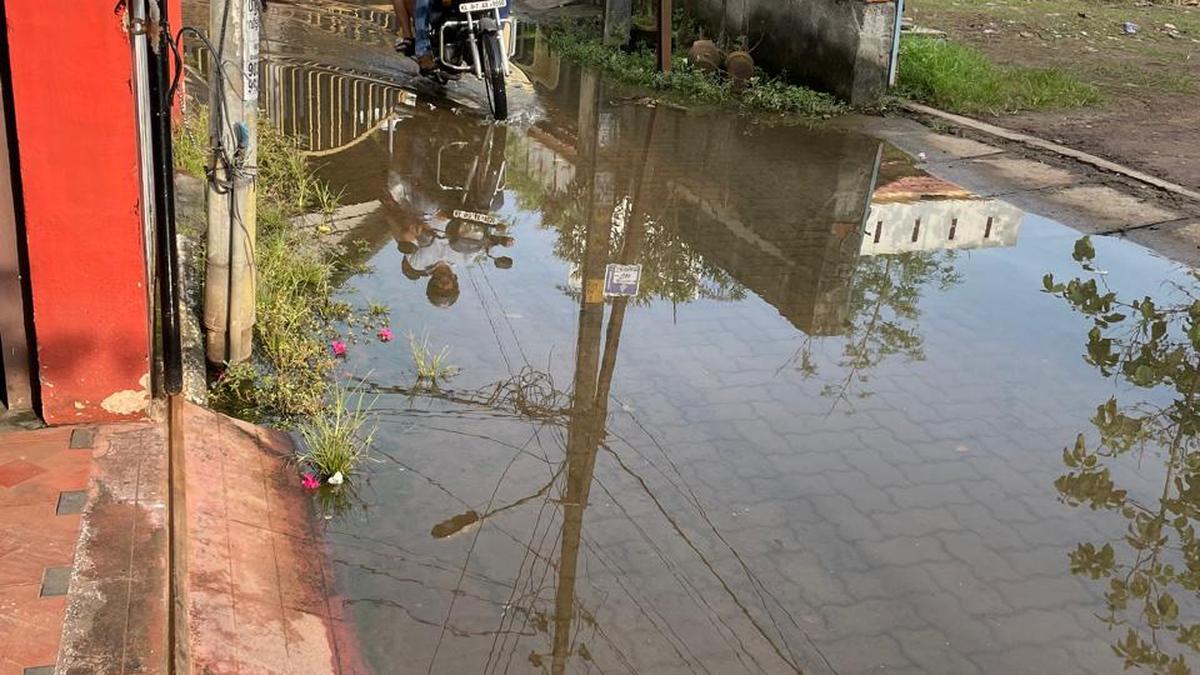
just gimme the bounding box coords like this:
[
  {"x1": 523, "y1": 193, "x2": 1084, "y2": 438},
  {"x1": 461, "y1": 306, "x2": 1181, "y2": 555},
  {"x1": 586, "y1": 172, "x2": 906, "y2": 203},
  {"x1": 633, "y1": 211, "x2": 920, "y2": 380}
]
[
  {"x1": 1119, "y1": 219, "x2": 1200, "y2": 268},
  {"x1": 1033, "y1": 185, "x2": 1183, "y2": 234},
  {"x1": 67, "y1": 428, "x2": 95, "y2": 449},
  {"x1": 940, "y1": 157, "x2": 1077, "y2": 195},
  {"x1": 842, "y1": 115, "x2": 1004, "y2": 161},
  {"x1": 912, "y1": 134, "x2": 1007, "y2": 162}
]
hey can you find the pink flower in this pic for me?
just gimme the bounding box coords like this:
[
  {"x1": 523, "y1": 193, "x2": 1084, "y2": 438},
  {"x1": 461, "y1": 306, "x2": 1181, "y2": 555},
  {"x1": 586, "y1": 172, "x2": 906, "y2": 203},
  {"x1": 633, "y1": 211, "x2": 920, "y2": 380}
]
[
  {"x1": 378, "y1": 327, "x2": 394, "y2": 343},
  {"x1": 331, "y1": 339, "x2": 347, "y2": 357},
  {"x1": 301, "y1": 473, "x2": 320, "y2": 490}
]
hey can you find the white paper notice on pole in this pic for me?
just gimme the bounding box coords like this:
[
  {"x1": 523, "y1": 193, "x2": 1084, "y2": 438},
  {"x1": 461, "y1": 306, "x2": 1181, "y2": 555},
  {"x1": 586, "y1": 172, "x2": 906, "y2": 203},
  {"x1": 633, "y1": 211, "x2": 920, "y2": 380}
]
[
  {"x1": 603, "y1": 263, "x2": 641, "y2": 297},
  {"x1": 244, "y1": 0, "x2": 261, "y2": 102}
]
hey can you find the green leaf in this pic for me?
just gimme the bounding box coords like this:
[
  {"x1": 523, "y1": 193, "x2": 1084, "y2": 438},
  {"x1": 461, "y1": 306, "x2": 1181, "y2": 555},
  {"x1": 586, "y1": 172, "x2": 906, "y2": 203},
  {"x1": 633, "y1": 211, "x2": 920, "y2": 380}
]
[
  {"x1": 1141, "y1": 297, "x2": 1157, "y2": 320},
  {"x1": 1152, "y1": 320, "x2": 1167, "y2": 342},
  {"x1": 1157, "y1": 593, "x2": 1179, "y2": 622},
  {"x1": 1073, "y1": 236, "x2": 1096, "y2": 263},
  {"x1": 1133, "y1": 364, "x2": 1157, "y2": 387}
]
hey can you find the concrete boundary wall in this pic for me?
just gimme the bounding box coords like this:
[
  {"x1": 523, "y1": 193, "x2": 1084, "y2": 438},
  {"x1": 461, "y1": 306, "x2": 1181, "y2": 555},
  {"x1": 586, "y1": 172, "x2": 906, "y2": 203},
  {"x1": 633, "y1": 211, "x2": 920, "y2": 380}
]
[{"x1": 680, "y1": 0, "x2": 897, "y2": 104}]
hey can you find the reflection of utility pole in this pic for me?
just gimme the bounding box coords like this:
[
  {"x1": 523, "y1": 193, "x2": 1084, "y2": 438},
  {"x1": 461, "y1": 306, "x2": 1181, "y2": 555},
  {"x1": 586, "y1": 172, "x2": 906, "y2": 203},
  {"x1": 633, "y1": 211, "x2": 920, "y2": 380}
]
[
  {"x1": 205, "y1": 0, "x2": 260, "y2": 364},
  {"x1": 551, "y1": 68, "x2": 610, "y2": 674},
  {"x1": 550, "y1": 90, "x2": 659, "y2": 675}
]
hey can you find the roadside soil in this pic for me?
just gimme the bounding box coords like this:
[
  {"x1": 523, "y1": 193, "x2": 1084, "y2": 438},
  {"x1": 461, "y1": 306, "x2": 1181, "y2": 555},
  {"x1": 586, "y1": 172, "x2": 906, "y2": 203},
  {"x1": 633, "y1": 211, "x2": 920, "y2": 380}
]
[{"x1": 907, "y1": 0, "x2": 1200, "y2": 190}]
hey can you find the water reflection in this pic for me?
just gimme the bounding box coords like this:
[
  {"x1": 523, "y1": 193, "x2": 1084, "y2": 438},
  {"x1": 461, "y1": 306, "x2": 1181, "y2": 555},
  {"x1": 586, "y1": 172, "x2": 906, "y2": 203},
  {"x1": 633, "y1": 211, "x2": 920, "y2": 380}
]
[
  {"x1": 387, "y1": 106, "x2": 516, "y2": 308},
  {"x1": 508, "y1": 37, "x2": 1025, "y2": 406},
  {"x1": 187, "y1": 40, "x2": 413, "y2": 155},
  {"x1": 197, "y1": 5, "x2": 1200, "y2": 673},
  {"x1": 358, "y1": 103, "x2": 831, "y2": 670},
  {"x1": 1047, "y1": 239, "x2": 1200, "y2": 673}
]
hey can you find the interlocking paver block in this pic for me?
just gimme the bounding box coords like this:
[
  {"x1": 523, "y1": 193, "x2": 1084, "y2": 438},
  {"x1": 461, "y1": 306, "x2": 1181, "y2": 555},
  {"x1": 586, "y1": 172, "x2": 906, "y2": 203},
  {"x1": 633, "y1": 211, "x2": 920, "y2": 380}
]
[{"x1": 0, "y1": 459, "x2": 46, "y2": 487}]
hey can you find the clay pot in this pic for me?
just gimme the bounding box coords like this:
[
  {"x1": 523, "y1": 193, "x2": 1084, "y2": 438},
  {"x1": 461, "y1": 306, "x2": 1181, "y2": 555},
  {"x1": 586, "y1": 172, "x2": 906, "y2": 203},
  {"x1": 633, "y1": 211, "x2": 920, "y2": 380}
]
[
  {"x1": 688, "y1": 39, "x2": 722, "y2": 73},
  {"x1": 725, "y1": 49, "x2": 754, "y2": 93}
]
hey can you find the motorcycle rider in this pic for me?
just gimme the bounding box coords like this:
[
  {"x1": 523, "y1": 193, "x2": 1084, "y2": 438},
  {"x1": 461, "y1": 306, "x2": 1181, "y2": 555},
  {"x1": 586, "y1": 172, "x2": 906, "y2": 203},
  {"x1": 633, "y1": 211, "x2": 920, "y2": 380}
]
[
  {"x1": 391, "y1": 0, "x2": 438, "y2": 76},
  {"x1": 393, "y1": 0, "x2": 512, "y2": 80}
]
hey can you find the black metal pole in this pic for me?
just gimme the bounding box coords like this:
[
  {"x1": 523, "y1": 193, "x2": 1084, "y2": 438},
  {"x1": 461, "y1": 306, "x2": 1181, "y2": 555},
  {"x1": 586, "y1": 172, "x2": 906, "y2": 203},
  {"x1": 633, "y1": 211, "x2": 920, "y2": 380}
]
[{"x1": 147, "y1": 0, "x2": 184, "y2": 396}]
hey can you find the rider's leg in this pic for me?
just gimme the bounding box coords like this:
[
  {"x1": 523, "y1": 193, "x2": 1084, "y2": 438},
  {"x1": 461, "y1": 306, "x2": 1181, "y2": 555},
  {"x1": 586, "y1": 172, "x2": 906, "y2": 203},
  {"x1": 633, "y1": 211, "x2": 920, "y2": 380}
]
[
  {"x1": 413, "y1": 0, "x2": 434, "y2": 70},
  {"x1": 391, "y1": 0, "x2": 415, "y2": 53}
]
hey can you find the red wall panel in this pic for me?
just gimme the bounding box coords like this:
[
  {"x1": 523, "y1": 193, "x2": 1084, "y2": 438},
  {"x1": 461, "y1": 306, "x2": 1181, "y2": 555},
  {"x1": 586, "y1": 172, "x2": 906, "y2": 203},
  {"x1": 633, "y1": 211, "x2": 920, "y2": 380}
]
[{"x1": 5, "y1": 1, "x2": 152, "y2": 423}]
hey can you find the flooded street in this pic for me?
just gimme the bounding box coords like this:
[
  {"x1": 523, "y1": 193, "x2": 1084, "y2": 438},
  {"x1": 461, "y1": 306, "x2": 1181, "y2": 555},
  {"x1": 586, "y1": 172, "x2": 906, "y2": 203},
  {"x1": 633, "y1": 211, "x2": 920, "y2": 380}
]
[{"x1": 190, "y1": 2, "x2": 1199, "y2": 672}]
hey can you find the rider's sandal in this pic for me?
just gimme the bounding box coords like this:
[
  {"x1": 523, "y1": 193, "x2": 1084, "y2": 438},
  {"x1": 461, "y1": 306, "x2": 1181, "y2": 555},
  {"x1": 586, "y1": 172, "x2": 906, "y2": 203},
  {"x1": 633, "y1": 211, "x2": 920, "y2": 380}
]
[
  {"x1": 394, "y1": 37, "x2": 415, "y2": 56},
  {"x1": 417, "y1": 54, "x2": 445, "y2": 82}
]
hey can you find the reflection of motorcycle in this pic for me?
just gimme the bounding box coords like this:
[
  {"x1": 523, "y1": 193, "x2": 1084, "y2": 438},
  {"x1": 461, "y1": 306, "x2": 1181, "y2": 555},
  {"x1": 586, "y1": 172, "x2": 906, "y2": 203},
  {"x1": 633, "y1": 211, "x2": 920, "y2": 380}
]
[
  {"x1": 437, "y1": 123, "x2": 513, "y2": 268},
  {"x1": 427, "y1": 0, "x2": 516, "y2": 120},
  {"x1": 387, "y1": 110, "x2": 514, "y2": 268}
]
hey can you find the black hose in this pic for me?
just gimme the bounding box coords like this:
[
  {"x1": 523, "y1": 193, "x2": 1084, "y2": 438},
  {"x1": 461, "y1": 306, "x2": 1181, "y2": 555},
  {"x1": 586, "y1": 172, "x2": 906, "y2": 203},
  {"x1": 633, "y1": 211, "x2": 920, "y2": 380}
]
[{"x1": 147, "y1": 0, "x2": 184, "y2": 395}]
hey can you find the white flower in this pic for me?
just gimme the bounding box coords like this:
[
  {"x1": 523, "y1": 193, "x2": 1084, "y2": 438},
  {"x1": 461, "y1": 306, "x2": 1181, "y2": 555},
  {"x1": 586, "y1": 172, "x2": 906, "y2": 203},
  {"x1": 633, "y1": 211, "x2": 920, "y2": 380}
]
[{"x1": 327, "y1": 471, "x2": 345, "y2": 485}]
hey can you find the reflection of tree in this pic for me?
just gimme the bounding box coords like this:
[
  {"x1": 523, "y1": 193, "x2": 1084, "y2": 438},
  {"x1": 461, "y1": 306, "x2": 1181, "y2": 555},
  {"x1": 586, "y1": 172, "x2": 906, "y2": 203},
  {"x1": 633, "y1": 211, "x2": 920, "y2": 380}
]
[
  {"x1": 505, "y1": 144, "x2": 746, "y2": 306},
  {"x1": 553, "y1": 196, "x2": 746, "y2": 305},
  {"x1": 784, "y1": 250, "x2": 961, "y2": 406},
  {"x1": 1045, "y1": 236, "x2": 1200, "y2": 675}
]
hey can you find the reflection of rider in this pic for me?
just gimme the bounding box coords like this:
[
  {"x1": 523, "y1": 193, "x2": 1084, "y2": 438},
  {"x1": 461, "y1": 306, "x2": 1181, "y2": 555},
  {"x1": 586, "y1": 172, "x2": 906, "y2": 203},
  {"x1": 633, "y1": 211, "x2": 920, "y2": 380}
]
[
  {"x1": 395, "y1": 222, "x2": 465, "y2": 308},
  {"x1": 385, "y1": 107, "x2": 514, "y2": 306}
]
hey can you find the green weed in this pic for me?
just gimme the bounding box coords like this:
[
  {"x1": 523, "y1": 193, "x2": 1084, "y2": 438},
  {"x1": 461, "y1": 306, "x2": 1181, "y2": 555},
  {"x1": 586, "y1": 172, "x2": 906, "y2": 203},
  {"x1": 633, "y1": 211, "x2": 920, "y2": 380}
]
[
  {"x1": 898, "y1": 36, "x2": 1101, "y2": 115},
  {"x1": 173, "y1": 106, "x2": 209, "y2": 179},
  {"x1": 297, "y1": 380, "x2": 376, "y2": 481},
  {"x1": 541, "y1": 22, "x2": 845, "y2": 118},
  {"x1": 179, "y1": 104, "x2": 373, "y2": 425}
]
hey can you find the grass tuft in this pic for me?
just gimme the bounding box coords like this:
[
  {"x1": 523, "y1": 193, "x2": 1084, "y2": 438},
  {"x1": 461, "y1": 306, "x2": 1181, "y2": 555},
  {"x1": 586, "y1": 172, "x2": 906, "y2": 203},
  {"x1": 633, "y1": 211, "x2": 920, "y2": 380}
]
[
  {"x1": 898, "y1": 36, "x2": 1101, "y2": 115},
  {"x1": 173, "y1": 106, "x2": 209, "y2": 179},
  {"x1": 408, "y1": 331, "x2": 459, "y2": 384},
  {"x1": 296, "y1": 380, "x2": 375, "y2": 480}
]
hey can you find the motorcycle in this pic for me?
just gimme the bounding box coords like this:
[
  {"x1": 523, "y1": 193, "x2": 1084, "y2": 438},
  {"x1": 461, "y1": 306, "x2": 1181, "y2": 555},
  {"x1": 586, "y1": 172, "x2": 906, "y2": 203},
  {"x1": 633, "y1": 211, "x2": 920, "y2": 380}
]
[{"x1": 427, "y1": 0, "x2": 516, "y2": 120}]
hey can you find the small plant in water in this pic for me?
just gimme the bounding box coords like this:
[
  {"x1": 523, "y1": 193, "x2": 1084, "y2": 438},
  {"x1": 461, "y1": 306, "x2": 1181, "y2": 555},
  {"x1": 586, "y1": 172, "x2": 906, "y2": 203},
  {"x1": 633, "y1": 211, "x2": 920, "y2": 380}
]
[
  {"x1": 297, "y1": 380, "x2": 376, "y2": 484},
  {"x1": 408, "y1": 331, "x2": 459, "y2": 385}
]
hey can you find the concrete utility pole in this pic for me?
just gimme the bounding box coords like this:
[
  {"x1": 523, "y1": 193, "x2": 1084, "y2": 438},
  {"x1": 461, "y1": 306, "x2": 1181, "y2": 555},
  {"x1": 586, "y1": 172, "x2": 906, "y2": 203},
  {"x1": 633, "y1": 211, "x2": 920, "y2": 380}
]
[{"x1": 204, "y1": 0, "x2": 260, "y2": 365}]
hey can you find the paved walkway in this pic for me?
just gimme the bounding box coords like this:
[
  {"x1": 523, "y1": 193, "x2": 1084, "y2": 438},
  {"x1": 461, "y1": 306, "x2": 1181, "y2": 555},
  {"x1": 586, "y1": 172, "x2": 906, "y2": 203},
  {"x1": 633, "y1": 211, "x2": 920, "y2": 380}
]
[
  {"x1": 0, "y1": 405, "x2": 366, "y2": 675},
  {"x1": 0, "y1": 426, "x2": 92, "y2": 675},
  {"x1": 182, "y1": 405, "x2": 367, "y2": 675}
]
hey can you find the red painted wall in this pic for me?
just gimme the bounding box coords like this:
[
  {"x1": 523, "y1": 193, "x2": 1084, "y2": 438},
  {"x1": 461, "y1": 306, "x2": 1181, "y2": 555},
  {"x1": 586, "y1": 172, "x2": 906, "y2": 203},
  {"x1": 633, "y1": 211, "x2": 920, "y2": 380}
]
[{"x1": 5, "y1": 2, "x2": 152, "y2": 423}]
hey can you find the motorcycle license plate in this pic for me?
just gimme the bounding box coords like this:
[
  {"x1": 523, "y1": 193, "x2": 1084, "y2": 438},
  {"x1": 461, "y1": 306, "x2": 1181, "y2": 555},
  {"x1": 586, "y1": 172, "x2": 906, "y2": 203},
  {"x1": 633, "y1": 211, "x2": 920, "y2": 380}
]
[
  {"x1": 460, "y1": 0, "x2": 505, "y2": 12},
  {"x1": 453, "y1": 210, "x2": 500, "y2": 226}
]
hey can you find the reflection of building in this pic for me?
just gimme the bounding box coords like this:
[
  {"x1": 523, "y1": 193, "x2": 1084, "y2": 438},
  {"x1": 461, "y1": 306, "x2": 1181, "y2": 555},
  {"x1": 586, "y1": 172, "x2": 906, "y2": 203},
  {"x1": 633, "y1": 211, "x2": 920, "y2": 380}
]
[
  {"x1": 188, "y1": 44, "x2": 412, "y2": 156},
  {"x1": 863, "y1": 175, "x2": 1024, "y2": 255},
  {"x1": 512, "y1": 39, "x2": 880, "y2": 336}
]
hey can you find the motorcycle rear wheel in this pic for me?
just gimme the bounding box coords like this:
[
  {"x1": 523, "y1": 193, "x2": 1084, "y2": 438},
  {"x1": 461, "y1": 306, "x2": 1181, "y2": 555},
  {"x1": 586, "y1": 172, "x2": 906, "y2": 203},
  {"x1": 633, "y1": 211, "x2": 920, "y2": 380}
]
[{"x1": 480, "y1": 31, "x2": 508, "y2": 121}]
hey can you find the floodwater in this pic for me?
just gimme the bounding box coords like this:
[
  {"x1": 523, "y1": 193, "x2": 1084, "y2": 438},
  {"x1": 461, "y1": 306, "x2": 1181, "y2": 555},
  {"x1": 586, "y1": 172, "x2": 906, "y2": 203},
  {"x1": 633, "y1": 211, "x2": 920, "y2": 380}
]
[{"x1": 196, "y1": 1, "x2": 1200, "y2": 672}]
